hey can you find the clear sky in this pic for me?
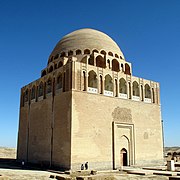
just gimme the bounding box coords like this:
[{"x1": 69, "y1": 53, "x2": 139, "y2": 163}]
[{"x1": 0, "y1": 0, "x2": 179, "y2": 147}]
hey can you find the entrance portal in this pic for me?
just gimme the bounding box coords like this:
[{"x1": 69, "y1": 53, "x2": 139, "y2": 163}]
[
  {"x1": 113, "y1": 123, "x2": 134, "y2": 169},
  {"x1": 120, "y1": 148, "x2": 128, "y2": 166}
]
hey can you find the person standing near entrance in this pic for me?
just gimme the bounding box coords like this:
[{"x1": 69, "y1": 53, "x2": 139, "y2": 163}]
[
  {"x1": 81, "y1": 164, "x2": 84, "y2": 170},
  {"x1": 85, "y1": 162, "x2": 88, "y2": 170}
]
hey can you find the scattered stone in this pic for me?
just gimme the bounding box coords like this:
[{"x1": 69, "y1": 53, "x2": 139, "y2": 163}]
[
  {"x1": 90, "y1": 170, "x2": 97, "y2": 175},
  {"x1": 50, "y1": 174, "x2": 55, "y2": 178}
]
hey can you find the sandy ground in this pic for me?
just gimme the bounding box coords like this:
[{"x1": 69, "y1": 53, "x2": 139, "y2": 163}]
[
  {"x1": 0, "y1": 169, "x2": 58, "y2": 180},
  {"x1": 0, "y1": 168, "x2": 170, "y2": 180},
  {"x1": 0, "y1": 147, "x2": 16, "y2": 159},
  {"x1": 0, "y1": 147, "x2": 177, "y2": 179}
]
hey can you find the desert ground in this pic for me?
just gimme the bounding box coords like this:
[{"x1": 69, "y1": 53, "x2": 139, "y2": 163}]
[{"x1": 0, "y1": 147, "x2": 179, "y2": 179}]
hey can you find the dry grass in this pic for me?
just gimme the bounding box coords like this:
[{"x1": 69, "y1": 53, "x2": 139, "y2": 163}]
[{"x1": 0, "y1": 147, "x2": 16, "y2": 159}]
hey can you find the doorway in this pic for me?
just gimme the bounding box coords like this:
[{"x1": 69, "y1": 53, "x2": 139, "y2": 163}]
[{"x1": 120, "y1": 148, "x2": 128, "y2": 166}]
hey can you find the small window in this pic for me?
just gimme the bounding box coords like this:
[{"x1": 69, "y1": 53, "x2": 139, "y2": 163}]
[
  {"x1": 145, "y1": 84, "x2": 151, "y2": 98},
  {"x1": 108, "y1": 52, "x2": 113, "y2": 56},
  {"x1": 100, "y1": 50, "x2": 106, "y2": 55},
  {"x1": 46, "y1": 79, "x2": 52, "y2": 94},
  {"x1": 112, "y1": 59, "x2": 120, "y2": 72},
  {"x1": 115, "y1": 54, "x2": 119, "y2": 58},
  {"x1": 31, "y1": 86, "x2": 35, "y2": 100},
  {"x1": 58, "y1": 61, "x2": 63, "y2": 68},
  {"x1": 60, "y1": 52, "x2": 66, "y2": 57},
  {"x1": 107, "y1": 59, "x2": 110, "y2": 69},
  {"x1": 68, "y1": 50, "x2": 73, "y2": 56},
  {"x1": 132, "y1": 81, "x2": 139, "y2": 96},
  {"x1": 57, "y1": 73, "x2": 63, "y2": 89},
  {"x1": 96, "y1": 55, "x2": 106, "y2": 68},
  {"x1": 76, "y1": 49, "x2": 82, "y2": 55},
  {"x1": 125, "y1": 63, "x2": 131, "y2": 75},
  {"x1": 88, "y1": 57, "x2": 94, "y2": 65},
  {"x1": 105, "y1": 74, "x2": 113, "y2": 91},
  {"x1": 121, "y1": 64, "x2": 124, "y2": 71},
  {"x1": 38, "y1": 82, "x2": 44, "y2": 97},
  {"x1": 48, "y1": 66, "x2": 53, "y2": 73},
  {"x1": 92, "y1": 49, "x2": 98, "y2": 53},
  {"x1": 41, "y1": 70, "x2": 46, "y2": 77},
  {"x1": 119, "y1": 78, "x2": 127, "y2": 94},
  {"x1": 24, "y1": 89, "x2": 29, "y2": 102},
  {"x1": 54, "y1": 54, "x2": 59, "y2": 60},
  {"x1": 84, "y1": 49, "x2": 90, "y2": 54},
  {"x1": 50, "y1": 56, "x2": 53, "y2": 62},
  {"x1": 88, "y1": 70, "x2": 97, "y2": 88}
]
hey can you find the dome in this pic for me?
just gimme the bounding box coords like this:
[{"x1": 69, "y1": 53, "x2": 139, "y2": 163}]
[{"x1": 50, "y1": 28, "x2": 124, "y2": 60}]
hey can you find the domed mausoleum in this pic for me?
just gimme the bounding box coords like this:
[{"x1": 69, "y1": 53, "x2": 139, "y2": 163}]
[{"x1": 17, "y1": 28, "x2": 163, "y2": 170}]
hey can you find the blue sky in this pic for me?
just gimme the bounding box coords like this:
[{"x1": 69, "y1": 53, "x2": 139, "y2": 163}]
[{"x1": 0, "y1": 0, "x2": 180, "y2": 147}]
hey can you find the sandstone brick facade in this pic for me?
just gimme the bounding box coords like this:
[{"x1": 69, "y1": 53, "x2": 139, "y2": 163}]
[{"x1": 17, "y1": 28, "x2": 163, "y2": 170}]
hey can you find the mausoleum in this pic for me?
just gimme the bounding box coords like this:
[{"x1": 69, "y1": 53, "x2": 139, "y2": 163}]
[{"x1": 17, "y1": 28, "x2": 164, "y2": 170}]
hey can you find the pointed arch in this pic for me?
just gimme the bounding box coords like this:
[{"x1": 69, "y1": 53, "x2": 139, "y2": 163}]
[
  {"x1": 115, "y1": 54, "x2": 119, "y2": 58},
  {"x1": 41, "y1": 70, "x2": 46, "y2": 77},
  {"x1": 48, "y1": 66, "x2": 53, "y2": 73},
  {"x1": 108, "y1": 51, "x2": 113, "y2": 56},
  {"x1": 24, "y1": 89, "x2": 29, "y2": 102},
  {"x1": 92, "y1": 49, "x2": 98, "y2": 53},
  {"x1": 68, "y1": 50, "x2": 73, "y2": 56},
  {"x1": 46, "y1": 78, "x2": 52, "y2": 94},
  {"x1": 81, "y1": 57, "x2": 87, "y2": 63},
  {"x1": 145, "y1": 84, "x2": 151, "y2": 98},
  {"x1": 100, "y1": 50, "x2": 106, "y2": 55},
  {"x1": 125, "y1": 63, "x2": 131, "y2": 75},
  {"x1": 132, "y1": 81, "x2": 139, "y2": 96},
  {"x1": 96, "y1": 55, "x2": 106, "y2": 68},
  {"x1": 38, "y1": 82, "x2": 44, "y2": 97},
  {"x1": 84, "y1": 49, "x2": 90, "y2": 54},
  {"x1": 60, "y1": 52, "x2": 66, "y2": 57},
  {"x1": 105, "y1": 74, "x2": 113, "y2": 91},
  {"x1": 49, "y1": 56, "x2": 53, "y2": 63},
  {"x1": 120, "y1": 135, "x2": 130, "y2": 166},
  {"x1": 112, "y1": 59, "x2": 120, "y2": 72},
  {"x1": 88, "y1": 70, "x2": 97, "y2": 88},
  {"x1": 88, "y1": 56, "x2": 94, "y2": 65},
  {"x1": 57, "y1": 73, "x2": 63, "y2": 89},
  {"x1": 119, "y1": 78, "x2": 127, "y2": 94},
  {"x1": 54, "y1": 54, "x2": 59, "y2": 60},
  {"x1": 31, "y1": 86, "x2": 35, "y2": 100},
  {"x1": 58, "y1": 61, "x2": 63, "y2": 68},
  {"x1": 76, "y1": 49, "x2": 82, "y2": 55}
]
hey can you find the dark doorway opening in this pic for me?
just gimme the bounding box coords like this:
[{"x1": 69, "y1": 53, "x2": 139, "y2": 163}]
[{"x1": 120, "y1": 148, "x2": 128, "y2": 166}]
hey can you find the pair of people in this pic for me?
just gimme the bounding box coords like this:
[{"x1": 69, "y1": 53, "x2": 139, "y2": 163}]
[{"x1": 81, "y1": 162, "x2": 88, "y2": 170}]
